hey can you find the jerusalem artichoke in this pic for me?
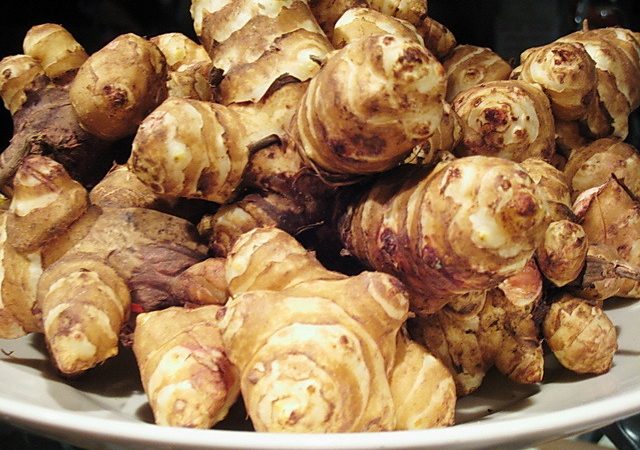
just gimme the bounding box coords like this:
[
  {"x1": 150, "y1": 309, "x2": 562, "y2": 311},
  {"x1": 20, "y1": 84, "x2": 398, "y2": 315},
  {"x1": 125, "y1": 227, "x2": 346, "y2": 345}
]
[
  {"x1": 219, "y1": 227, "x2": 412, "y2": 432},
  {"x1": 150, "y1": 33, "x2": 213, "y2": 101},
  {"x1": 22, "y1": 24, "x2": 88, "y2": 83},
  {"x1": 389, "y1": 332, "x2": 456, "y2": 429},
  {"x1": 339, "y1": 156, "x2": 547, "y2": 313},
  {"x1": 543, "y1": 294, "x2": 617, "y2": 374},
  {"x1": 443, "y1": 45, "x2": 511, "y2": 102},
  {"x1": 452, "y1": 80, "x2": 556, "y2": 162},
  {"x1": 0, "y1": 156, "x2": 90, "y2": 338},
  {"x1": 572, "y1": 177, "x2": 640, "y2": 301},
  {"x1": 563, "y1": 138, "x2": 640, "y2": 200},
  {"x1": 69, "y1": 33, "x2": 168, "y2": 141},
  {"x1": 292, "y1": 34, "x2": 446, "y2": 180},
  {"x1": 0, "y1": 51, "x2": 109, "y2": 189},
  {"x1": 331, "y1": 7, "x2": 423, "y2": 49},
  {"x1": 133, "y1": 305, "x2": 240, "y2": 428}
]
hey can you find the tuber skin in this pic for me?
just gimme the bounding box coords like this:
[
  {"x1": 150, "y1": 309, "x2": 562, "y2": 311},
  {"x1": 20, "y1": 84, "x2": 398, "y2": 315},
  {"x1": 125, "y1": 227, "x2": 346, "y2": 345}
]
[
  {"x1": 331, "y1": 7, "x2": 424, "y2": 49},
  {"x1": 389, "y1": 331, "x2": 456, "y2": 429},
  {"x1": 191, "y1": 0, "x2": 331, "y2": 105},
  {"x1": 89, "y1": 164, "x2": 176, "y2": 212},
  {"x1": 513, "y1": 41, "x2": 598, "y2": 122},
  {"x1": 404, "y1": 102, "x2": 462, "y2": 166},
  {"x1": 571, "y1": 177, "x2": 640, "y2": 301},
  {"x1": 0, "y1": 214, "x2": 33, "y2": 338},
  {"x1": 7, "y1": 155, "x2": 88, "y2": 254},
  {"x1": 37, "y1": 253, "x2": 132, "y2": 376},
  {"x1": 520, "y1": 157, "x2": 573, "y2": 224},
  {"x1": 413, "y1": 290, "x2": 490, "y2": 395},
  {"x1": 367, "y1": 0, "x2": 428, "y2": 27},
  {"x1": 0, "y1": 156, "x2": 90, "y2": 339},
  {"x1": 416, "y1": 16, "x2": 456, "y2": 60},
  {"x1": 170, "y1": 257, "x2": 229, "y2": 306},
  {"x1": 0, "y1": 52, "x2": 110, "y2": 190},
  {"x1": 22, "y1": 24, "x2": 88, "y2": 83},
  {"x1": 313, "y1": 0, "x2": 369, "y2": 39},
  {"x1": 452, "y1": 80, "x2": 556, "y2": 163},
  {"x1": 519, "y1": 158, "x2": 588, "y2": 286},
  {"x1": 443, "y1": 45, "x2": 512, "y2": 102},
  {"x1": 563, "y1": 138, "x2": 640, "y2": 201},
  {"x1": 128, "y1": 97, "x2": 250, "y2": 203},
  {"x1": 219, "y1": 227, "x2": 415, "y2": 432},
  {"x1": 543, "y1": 294, "x2": 617, "y2": 374},
  {"x1": 150, "y1": 33, "x2": 213, "y2": 101},
  {"x1": 292, "y1": 34, "x2": 446, "y2": 180},
  {"x1": 133, "y1": 305, "x2": 240, "y2": 428},
  {"x1": 69, "y1": 33, "x2": 168, "y2": 141},
  {"x1": 339, "y1": 156, "x2": 547, "y2": 313},
  {"x1": 536, "y1": 220, "x2": 588, "y2": 287}
]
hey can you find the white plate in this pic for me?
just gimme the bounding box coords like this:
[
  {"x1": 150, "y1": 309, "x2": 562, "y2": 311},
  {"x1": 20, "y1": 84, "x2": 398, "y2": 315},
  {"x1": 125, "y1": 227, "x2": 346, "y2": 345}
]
[{"x1": 1, "y1": 298, "x2": 639, "y2": 450}]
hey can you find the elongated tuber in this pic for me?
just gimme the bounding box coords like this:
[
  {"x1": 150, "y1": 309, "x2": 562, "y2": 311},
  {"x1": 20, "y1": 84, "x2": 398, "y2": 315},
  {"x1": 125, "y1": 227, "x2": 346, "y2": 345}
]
[
  {"x1": 38, "y1": 253, "x2": 132, "y2": 375},
  {"x1": 0, "y1": 156, "x2": 90, "y2": 338},
  {"x1": 133, "y1": 305, "x2": 240, "y2": 428},
  {"x1": 339, "y1": 156, "x2": 547, "y2": 313},
  {"x1": 128, "y1": 97, "x2": 250, "y2": 203},
  {"x1": 219, "y1": 227, "x2": 411, "y2": 432},
  {"x1": 389, "y1": 331, "x2": 456, "y2": 429}
]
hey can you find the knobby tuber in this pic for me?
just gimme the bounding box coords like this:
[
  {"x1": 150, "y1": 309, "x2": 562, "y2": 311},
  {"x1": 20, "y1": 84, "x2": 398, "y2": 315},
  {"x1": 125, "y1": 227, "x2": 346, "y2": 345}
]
[
  {"x1": 2, "y1": 0, "x2": 640, "y2": 438},
  {"x1": 218, "y1": 227, "x2": 455, "y2": 432},
  {"x1": 443, "y1": 45, "x2": 512, "y2": 102},
  {"x1": 339, "y1": 156, "x2": 547, "y2": 313},
  {"x1": 514, "y1": 27, "x2": 640, "y2": 144},
  {"x1": 150, "y1": 33, "x2": 213, "y2": 101},
  {"x1": 133, "y1": 305, "x2": 240, "y2": 428},
  {"x1": 332, "y1": 7, "x2": 424, "y2": 49},
  {"x1": 414, "y1": 260, "x2": 544, "y2": 395},
  {"x1": 543, "y1": 294, "x2": 617, "y2": 374},
  {"x1": 452, "y1": 80, "x2": 556, "y2": 162},
  {"x1": 564, "y1": 138, "x2": 640, "y2": 200}
]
